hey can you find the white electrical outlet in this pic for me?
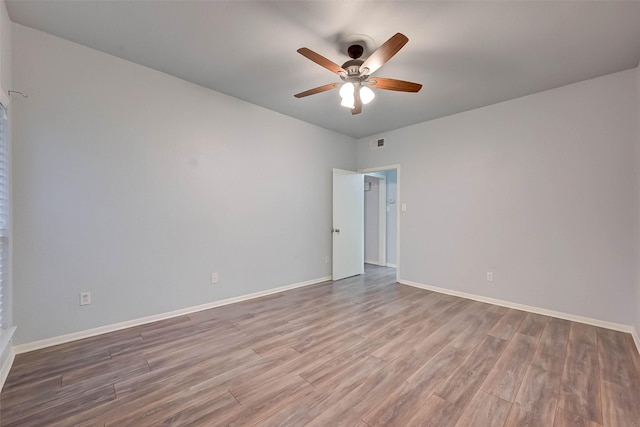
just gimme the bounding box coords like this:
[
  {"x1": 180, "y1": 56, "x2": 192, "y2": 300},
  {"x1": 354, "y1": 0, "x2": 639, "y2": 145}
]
[
  {"x1": 486, "y1": 272, "x2": 494, "y2": 282},
  {"x1": 79, "y1": 292, "x2": 91, "y2": 306},
  {"x1": 211, "y1": 272, "x2": 219, "y2": 284}
]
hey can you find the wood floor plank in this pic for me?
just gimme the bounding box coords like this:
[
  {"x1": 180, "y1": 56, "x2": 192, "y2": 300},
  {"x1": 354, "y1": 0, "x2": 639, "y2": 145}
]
[
  {"x1": 504, "y1": 364, "x2": 560, "y2": 426},
  {"x1": 4, "y1": 350, "x2": 112, "y2": 389},
  {"x1": 116, "y1": 322, "x2": 240, "y2": 360},
  {"x1": 362, "y1": 345, "x2": 466, "y2": 426},
  {"x1": 554, "y1": 407, "x2": 603, "y2": 427},
  {"x1": 623, "y1": 333, "x2": 640, "y2": 373},
  {"x1": 257, "y1": 377, "x2": 364, "y2": 427},
  {"x1": 113, "y1": 347, "x2": 287, "y2": 399},
  {"x1": 367, "y1": 320, "x2": 439, "y2": 361},
  {"x1": 570, "y1": 322, "x2": 598, "y2": 345},
  {"x1": 403, "y1": 394, "x2": 464, "y2": 427},
  {"x1": 435, "y1": 335, "x2": 507, "y2": 406},
  {"x1": 61, "y1": 354, "x2": 150, "y2": 388},
  {"x1": 600, "y1": 379, "x2": 640, "y2": 427},
  {"x1": 448, "y1": 308, "x2": 504, "y2": 352},
  {"x1": 531, "y1": 317, "x2": 570, "y2": 374},
  {"x1": 488, "y1": 308, "x2": 527, "y2": 340},
  {"x1": 144, "y1": 329, "x2": 278, "y2": 372},
  {"x1": 148, "y1": 390, "x2": 239, "y2": 427},
  {"x1": 305, "y1": 349, "x2": 433, "y2": 426},
  {"x1": 558, "y1": 323, "x2": 602, "y2": 425},
  {"x1": 597, "y1": 328, "x2": 640, "y2": 390},
  {"x1": 488, "y1": 305, "x2": 510, "y2": 315},
  {"x1": 215, "y1": 374, "x2": 314, "y2": 427},
  {"x1": 230, "y1": 369, "x2": 314, "y2": 406},
  {"x1": 104, "y1": 382, "x2": 244, "y2": 427},
  {"x1": 518, "y1": 312, "x2": 550, "y2": 338},
  {"x1": 454, "y1": 390, "x2": 512, "y2": 427},
  {"x1": 399, "y1": 300, "x2": 485, "y2": 362},
  {"x1": 3, "y1": 265, "x2": 639, "y2": 427},
  {"x1": 0, "y1": 374, "x2": 62, "y2": 407},
  {"x1": 481, "y1": 332, "x2": 539, "y2": 401},
  {"x1": 1, "y1": 384, "x2": 116, "y2": 427},
  {"x1": 304, "y1": 354, "x2": 386, "y2": 393}
]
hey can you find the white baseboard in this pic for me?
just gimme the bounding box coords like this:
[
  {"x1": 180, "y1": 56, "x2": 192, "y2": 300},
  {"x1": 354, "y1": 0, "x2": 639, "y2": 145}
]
[
  {"x1": 386, "y1": 263, "x2": 397, "y2": 268},
  {"x1": 0, "y1": 347, "x2": 15, "y2": 392},
  {"x1": 12, "y1": 275, "x2": 640, "y2": 359},
  {"x1": 14, "y1": 275, "x2": 331, "y2": 354},
  {"x1": 399, "y1": 279, "x2": 638, "y2": 338}
]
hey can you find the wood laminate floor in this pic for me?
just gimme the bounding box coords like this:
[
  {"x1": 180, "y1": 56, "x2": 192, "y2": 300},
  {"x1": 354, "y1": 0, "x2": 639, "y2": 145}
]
[{"x1": 1, "y1": 265, "x2": 640, "y2": 426}]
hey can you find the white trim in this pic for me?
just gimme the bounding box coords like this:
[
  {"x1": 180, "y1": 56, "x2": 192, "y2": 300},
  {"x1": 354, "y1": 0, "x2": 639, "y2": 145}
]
[
  {"x1": 14, "y1": 276, "x2": 331, "y2": 354},
  {"x1": 0, "y1": 347, "x2": 15, "y2": 392},
  {"x1": 0, "y1": 325, "x2": 15, "y2": 355},
  {"x1": 386, "y1": 263, "x2": 397, "y2": 268},
  {"x1": 399, "y1": 279, "x2": 637, "y2": 334}
]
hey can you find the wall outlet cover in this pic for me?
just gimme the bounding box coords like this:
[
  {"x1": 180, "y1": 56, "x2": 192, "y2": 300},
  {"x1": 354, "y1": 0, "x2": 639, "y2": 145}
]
[{"x1": 79, "y1": 292, "x2": 91, "y2": 306}]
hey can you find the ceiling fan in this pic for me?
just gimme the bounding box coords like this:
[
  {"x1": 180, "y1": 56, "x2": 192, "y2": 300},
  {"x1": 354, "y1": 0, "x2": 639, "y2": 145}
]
[{"x1": 294, "y1": 33, "x2": 422, "y2": 115}]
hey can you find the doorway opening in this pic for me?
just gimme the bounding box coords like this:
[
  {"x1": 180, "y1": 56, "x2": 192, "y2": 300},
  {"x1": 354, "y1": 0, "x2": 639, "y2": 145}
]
[{"x1": 361, "y1": 165, "x2": 400, "y2": 282}]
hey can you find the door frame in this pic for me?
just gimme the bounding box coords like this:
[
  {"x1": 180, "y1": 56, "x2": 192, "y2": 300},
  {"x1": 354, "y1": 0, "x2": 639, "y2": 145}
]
[{"x1": 358, "y1": 164, "x2": 401, "y2": 282}]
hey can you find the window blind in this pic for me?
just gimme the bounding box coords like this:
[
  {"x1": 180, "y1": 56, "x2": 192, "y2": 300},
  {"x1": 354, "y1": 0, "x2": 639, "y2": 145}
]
[{"x1": 0, "y1": 103, "x2": 7, "y2": 329}]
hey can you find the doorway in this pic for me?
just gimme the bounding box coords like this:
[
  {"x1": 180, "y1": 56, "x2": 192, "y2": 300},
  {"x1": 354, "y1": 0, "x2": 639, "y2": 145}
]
[
  {"x1": 360, "y1": 165, "x2": 400, "y2": 281},
  {"x1": 331, "y1": 165, "x2": 400, "y2": 282},
  {"x1": 364, "y1": 174, "x2": 386, "y2": 266}
]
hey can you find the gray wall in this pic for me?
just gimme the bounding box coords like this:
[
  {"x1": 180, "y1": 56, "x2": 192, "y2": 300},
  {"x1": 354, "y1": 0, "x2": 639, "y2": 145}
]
[
  {"x1": 357, "y1": 70, "x2": 638, "y2": 326},
  {"x1": 12, "y1": 25, "x2": 356, "y2": 344}
]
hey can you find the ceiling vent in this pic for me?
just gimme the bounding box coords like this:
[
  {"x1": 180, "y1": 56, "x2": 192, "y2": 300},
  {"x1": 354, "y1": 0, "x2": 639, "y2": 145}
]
[{"x1": 370, "y1": 138, "x2": 385, "y2": 149}]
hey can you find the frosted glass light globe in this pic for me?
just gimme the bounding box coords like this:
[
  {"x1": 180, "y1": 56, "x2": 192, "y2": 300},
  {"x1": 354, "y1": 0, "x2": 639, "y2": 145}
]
[{"x1": 360, "y1": 86, "x2": 375, "y2": 104}]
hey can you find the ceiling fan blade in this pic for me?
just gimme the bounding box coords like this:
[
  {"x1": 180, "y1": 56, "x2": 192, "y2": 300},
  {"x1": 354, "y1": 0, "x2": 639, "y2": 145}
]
[
  {"x1": 359, "y1": 33, "x2": 409, "y2": 76},
  {"x1": 352, "y1": 88, "x2": 362, "y2": 115},
  {"x1": 297, "y1": 48, "x2": 346, "y2": 75},
  {"x1": 369, "y1": 77, "x2": 422, "y2": 93},
  {"x1": 294, "y1": 83, "x2": 339, "y2": 98}
]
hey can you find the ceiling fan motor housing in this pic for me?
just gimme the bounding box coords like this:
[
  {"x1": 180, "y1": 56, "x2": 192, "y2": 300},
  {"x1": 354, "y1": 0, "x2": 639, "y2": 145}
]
[
  {"x1": 347, "y1": 44, "x2": 364, "y2": 59},
  {"x1": 341, "y1": 59, "x2": 364, "y2": 78}
]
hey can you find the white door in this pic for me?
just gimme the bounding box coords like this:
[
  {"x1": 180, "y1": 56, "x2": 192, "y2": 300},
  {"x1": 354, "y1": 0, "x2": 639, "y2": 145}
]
[{"x1": 332, "y1": 168, "x2": 364, "y2": 280}]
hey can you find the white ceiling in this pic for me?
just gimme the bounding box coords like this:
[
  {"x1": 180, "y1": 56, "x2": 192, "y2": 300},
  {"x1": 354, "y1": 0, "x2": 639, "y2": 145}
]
[{"x1": 6, "y1": 1, "x2": 640, "y2": 139}]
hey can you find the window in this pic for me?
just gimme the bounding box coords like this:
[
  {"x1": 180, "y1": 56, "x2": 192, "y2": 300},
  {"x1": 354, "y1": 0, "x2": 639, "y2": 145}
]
[{"x1": 0, "y1": 103, "x2": 7, "y2": 329}]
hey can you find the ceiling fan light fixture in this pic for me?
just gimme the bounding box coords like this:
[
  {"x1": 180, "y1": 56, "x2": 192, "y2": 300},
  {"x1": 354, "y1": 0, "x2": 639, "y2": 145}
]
[
  {"x1": 339, "y1": 82, "x2": 355, "y2": 99},
  {"x1": 360, "y1": 86, "x2": 375, "y2": 105},
  {"x1": 295, "y1": 33, "x2": 420, "y2": 115},
  {"x1": 340, "y1": 96, "x2": 355, "y2": 109}
]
